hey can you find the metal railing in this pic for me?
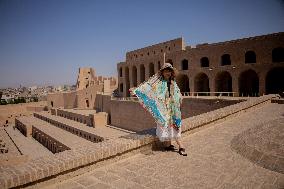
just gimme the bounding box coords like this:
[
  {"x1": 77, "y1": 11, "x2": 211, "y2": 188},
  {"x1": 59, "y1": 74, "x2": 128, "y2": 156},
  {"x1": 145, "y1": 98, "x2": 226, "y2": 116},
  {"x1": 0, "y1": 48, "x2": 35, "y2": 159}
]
[
  {"x1": 181, "y1": 92, "x2": 237, "y2": 97},
  {"x1": 111, "y1": 92, "x2": 261, "y2": 101},
  {"x1": 111, "y1": 96, "x2": 139, "y2": 101},
  {"x1": 239, "y1": 93, "x2": 260, "y2": 97}
]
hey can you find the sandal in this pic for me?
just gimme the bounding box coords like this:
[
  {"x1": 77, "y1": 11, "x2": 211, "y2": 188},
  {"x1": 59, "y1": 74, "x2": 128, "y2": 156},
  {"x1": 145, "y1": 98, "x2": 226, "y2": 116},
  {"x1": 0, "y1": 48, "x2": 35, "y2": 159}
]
[
  {"x1": 178, "y1": 148, "x2": 187, "y2": 156},
  {"x1": 164, "y1": 145, "x2": 175, "y2": 151}
]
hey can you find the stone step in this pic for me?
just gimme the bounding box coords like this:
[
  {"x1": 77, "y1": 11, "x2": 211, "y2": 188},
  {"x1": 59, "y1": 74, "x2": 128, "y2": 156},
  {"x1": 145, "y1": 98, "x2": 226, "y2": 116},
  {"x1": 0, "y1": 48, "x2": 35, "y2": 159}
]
[
  {"x1": 5, "y1": 126, "x2": 53, "y2": 159},
  {"x1": 52, "y1": 108, "x2": 97, "y2": 126},
  {"x1": 271, "y1": 98, "x2": 284, "y2": 104},
  {"x1": 33, "y1": 112, "x2": 131, "y2": 142},
  {"x1": 16, "y1": 116, "x2": 95, "y2": 152}
]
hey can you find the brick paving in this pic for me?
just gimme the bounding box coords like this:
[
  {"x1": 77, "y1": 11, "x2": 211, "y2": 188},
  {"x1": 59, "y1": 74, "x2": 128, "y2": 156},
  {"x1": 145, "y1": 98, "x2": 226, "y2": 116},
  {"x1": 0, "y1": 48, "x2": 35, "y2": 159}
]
[
  {"x1": 43, "y1": 103, "x2": 284, "y2": 189},
  {"x1": 231, "y1": 118, "x2": 284, "y2": 174}
]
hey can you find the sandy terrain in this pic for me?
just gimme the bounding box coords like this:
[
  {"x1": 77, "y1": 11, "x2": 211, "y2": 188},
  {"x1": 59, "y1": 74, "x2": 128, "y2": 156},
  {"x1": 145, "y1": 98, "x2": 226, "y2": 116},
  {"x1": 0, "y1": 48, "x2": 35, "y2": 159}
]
[{"x1": 0, "y1": 101, "x2": 47, "y2": 126}]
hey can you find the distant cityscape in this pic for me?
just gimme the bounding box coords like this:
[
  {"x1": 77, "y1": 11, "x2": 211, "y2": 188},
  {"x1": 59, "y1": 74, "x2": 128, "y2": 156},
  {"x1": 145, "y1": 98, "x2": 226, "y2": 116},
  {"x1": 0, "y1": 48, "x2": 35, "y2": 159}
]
[{"x1": 0, "y1": 84, "x2": 76, "y2": 105}]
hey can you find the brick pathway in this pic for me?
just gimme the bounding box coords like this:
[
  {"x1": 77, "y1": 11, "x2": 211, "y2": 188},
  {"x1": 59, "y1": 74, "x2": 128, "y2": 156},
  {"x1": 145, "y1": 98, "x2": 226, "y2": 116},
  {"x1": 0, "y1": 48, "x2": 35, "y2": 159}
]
[{"x1": 43, "y1": 103, "x2": 284, "y2": 189}]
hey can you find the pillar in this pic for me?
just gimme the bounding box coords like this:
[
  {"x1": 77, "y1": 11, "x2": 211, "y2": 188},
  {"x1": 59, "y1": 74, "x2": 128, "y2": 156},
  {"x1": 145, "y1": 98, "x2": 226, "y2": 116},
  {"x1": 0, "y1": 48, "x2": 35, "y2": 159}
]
[
  {"x1": 259, "y1": 72, "x2": 266, "y2": 96},
  {"x1": 232, "y1": 75, "x2": 239, "y2": 97},
  {"x1": 189, "y1": 75, "x2": 195, "y2": 96},
  {"x1": 129, "y1": 67, "x2": 134, "y2": 88},
  {"x1": 209, "y1": 75, "x2": 215, "y2": 96},
  {"x1": 137, "y1": 65, "x2": 141, "y2": 85},
  {"x1": 145, "y1": 63, "x2": 150, "y2": 80}
]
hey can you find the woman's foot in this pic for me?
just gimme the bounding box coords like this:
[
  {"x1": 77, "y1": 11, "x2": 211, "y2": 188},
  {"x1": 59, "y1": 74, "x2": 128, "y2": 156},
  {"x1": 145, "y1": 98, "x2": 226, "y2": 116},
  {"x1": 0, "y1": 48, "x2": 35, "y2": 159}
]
[
  {"x1": 164, "y1": 144, "x2": 175, "y2": 151},
  {"x1": 178, "y1": 148, "x2": 187, "y2": 156}
]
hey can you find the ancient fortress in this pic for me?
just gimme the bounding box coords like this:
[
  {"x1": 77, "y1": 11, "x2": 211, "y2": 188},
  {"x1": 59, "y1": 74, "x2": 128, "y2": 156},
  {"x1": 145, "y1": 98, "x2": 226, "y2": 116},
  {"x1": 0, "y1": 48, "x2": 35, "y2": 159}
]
[
  {"x1": 48, "y1": 68, "x2": 117, "y2": 109},
  {"x1": 0, "y1": 32, "x2": 283, "y2": 189},
  {"x1": 117, "y1": 32, "x2": 284, "y2": 97}
]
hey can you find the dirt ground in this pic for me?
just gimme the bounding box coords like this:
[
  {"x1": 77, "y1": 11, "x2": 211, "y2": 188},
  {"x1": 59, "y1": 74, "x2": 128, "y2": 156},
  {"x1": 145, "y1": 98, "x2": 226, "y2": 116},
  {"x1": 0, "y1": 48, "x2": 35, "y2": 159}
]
[{"x1": 0, "y1": 101, "x2": 47, "y2": 126}]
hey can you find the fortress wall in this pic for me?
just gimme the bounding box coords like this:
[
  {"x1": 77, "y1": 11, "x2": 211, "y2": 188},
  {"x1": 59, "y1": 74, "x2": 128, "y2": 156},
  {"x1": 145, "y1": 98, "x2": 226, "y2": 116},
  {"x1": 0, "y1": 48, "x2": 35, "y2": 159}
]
[
  {"x1": 76, "y1": 84, "x2": 104, "y2": 109},
  {"x1": 110, "y1": 98, "x2": 244, "y2": 132},
  {"x1": 1, "y1": 96, "x2": 273, "y2": 189},
  {"x1": 110, "y1": 99, "x2": 156, "y2": 132},
  {"x1": 126, "y1": 38, "x2": 184, "y2": 62},
  {"x1": 47, "y1": 91, "x2": 77, "y2": 109},
  {"x1": 94, "y1": 94, "x2": 111, "y2": 124},
  {"x1": 47, "y1": 93, "x2": 65, "y2": 108},
  {"x1": 32, "y1": 127, "x2": 70, "y2": 153},
  {"x1": 76, "y1": 68, "x2": 96, "y2": 90},
  {"x1": 94, "y1": 94, "x2": 111, "y2": 113},
  {"x1": 56, "y1": 109, "x2": 93, "y2": 126},
  {"x1": 47, "y1": 83, "x2": 105, "y2": 110},
  {"x1": 118, "y1": 32, "x2": 284, "y2": 97},
  {"x1": 181, "y1": 98, "x2": 244, "y2": 119},
  {"x1": 26, "y1": 106, "x2": 45, "y2": 112},
  {"x1": 62, "y1": 91, "x2": 77, "y2": 109},
  {"x1": 15, "y1": 118, "x2": 32, "y2": 137}
]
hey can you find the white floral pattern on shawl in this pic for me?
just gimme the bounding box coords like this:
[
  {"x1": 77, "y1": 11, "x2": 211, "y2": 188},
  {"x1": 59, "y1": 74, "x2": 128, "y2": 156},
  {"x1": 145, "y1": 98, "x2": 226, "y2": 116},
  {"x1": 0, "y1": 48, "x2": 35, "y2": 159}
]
[{"x1": 131, "y1": 73, "x2": 182, "y2": 130}]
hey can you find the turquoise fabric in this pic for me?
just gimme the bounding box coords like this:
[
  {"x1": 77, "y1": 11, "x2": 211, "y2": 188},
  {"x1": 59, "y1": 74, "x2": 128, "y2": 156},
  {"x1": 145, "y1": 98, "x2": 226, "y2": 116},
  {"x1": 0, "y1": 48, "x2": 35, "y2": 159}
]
[{"x1": 131, "y1": 74, "x2": 182, "y2": 130}]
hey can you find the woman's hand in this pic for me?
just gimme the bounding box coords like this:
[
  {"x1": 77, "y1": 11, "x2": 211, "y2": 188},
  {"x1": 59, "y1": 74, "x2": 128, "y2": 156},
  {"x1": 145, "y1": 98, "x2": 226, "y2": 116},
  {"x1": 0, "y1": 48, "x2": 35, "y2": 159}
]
[
  {"x1": 179, "y1": 96, "x2": 183, "y2": 105},
  {"x1": 129, "y1": 87, "x2": 136, "y2": 96}
]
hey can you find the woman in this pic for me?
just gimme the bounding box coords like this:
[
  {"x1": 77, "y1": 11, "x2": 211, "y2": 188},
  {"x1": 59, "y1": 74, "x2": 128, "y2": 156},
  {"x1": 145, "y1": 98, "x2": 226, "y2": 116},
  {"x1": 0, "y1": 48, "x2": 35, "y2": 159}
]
[{"x1": 130, "y1": 63, "x2": 187, "y2": 156}]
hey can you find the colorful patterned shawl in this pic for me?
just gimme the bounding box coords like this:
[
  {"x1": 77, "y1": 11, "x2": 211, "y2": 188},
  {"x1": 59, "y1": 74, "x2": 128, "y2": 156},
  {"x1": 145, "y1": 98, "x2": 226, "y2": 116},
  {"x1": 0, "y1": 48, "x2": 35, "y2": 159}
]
[{"x1": 131, "y1": 73, "x2": 182, "y2": 130}]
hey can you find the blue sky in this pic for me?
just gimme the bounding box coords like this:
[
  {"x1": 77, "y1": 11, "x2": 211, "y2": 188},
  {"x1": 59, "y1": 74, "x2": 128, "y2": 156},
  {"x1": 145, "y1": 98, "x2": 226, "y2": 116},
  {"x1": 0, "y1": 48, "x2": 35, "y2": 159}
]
[{"x1": 0, "y1": 0, "x2": 284, "y2": 88}]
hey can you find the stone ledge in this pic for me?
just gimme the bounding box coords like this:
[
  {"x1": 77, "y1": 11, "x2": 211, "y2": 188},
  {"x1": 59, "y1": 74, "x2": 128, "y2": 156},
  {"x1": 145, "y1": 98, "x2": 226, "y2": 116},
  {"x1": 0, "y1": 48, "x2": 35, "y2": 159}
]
[
  {"x1": 0, "y1": 95, "x2": 274, "y2": 189},
  {"x1": 271, "y1": 98, "x2": 284, "y2": 104}
]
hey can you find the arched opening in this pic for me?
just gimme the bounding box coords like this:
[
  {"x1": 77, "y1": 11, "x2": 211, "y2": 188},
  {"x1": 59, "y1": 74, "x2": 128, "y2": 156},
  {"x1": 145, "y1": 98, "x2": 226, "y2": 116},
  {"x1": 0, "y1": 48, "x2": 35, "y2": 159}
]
[
  {"x1": 221, "y1": 54, "x2": 231, "y2": 66},
  {"x1": 86, "y1": 99, "x2": 89, "y2": 108},
  {"x1": 272, "y1": 47, "x2": 284, "y2": 62},
  {"x1": 194, "y1": 73, "x2": 210, "y2": 95},
  {"x1": 215, "y1": 71, "x2": 232, "y2": 96},
  {"x1": 125, "y1": 67, "x2": 130, "y2": 97},
  {"x1": 200, "y1": 57, "x2": 209, "y2": 67},
  {"x1": 51, "y1": 101, "x2": 53, "y2": 107},
  {"x1": 245, "y1": 51, "x2": 256, "y2": 63},
  {"x1": 140, "y1": 64, "x2": 145, "y2": 83},
  {"x1": 176, "y1": 74, "x2": 190, "y2": 93},
  {"x1": 119, "y1": 67, "x2": 122, "y2": 77},
  {"x1": 158, "y1": 61, "x2": 161, "y2": 69},
  {"x1": 181, "y1": 59, "x2": 188, "y2": 70},
  {"x1": 119, "y1": 83, "x2": 123, "y2": 92},
  {"x1": 132, "y1": 66, "x2": 137, "y2": 87},
  {"x1": 166, "y1": 59, "x2": 173, "y2": 66},
  {"x1": 149, "y1": 63, "x2": 155, "y2": 77},
  {"x1": 266, "y1": 67, "x2": 284, "y2": 95},
  {"x1": 239, "y1": 69, "x2": 259, "y2": 96}
]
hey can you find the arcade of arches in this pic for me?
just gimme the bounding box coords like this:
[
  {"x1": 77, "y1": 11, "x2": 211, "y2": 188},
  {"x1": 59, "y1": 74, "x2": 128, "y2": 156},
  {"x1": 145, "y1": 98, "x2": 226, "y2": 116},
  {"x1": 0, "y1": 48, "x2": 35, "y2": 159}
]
[
  {"x1": 176, "y1": 74, "x2": 190, "y2": 93},
  {"x1": 194, "y1": 73, "x2": 209, "y2": 95},
  {"x1": 122, "y1": 65, "x2": 284, "y2": 97},
  {"x1": 266, "y1": 67, "x2": 284, "y2": 95},
  {"x1": 119, "y1": 39, "x2": 284, "y2": 97},
  {"x1": 215, "y1": 71, "x2": 232, "y2": 95},
  {"x1": 239, "y1": 70, "x2": 259, "y2": 97}
]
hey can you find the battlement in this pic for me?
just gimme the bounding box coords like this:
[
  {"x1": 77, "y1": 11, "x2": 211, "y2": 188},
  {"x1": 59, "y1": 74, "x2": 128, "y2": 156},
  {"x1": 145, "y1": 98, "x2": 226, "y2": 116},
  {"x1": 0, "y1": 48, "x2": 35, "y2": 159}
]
[
  {"x1": 195, "y1": 32, "x2": 284, "y2": 48},
  {"x1": 76, "y1": 67, "x2": 117, "y2": 91},
  {"x1": 126, "y1": 37, "x2": 185, "y2": 61},
  {"x1": 118, "y1": 32, "x2": 284, "y2": 98}
]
